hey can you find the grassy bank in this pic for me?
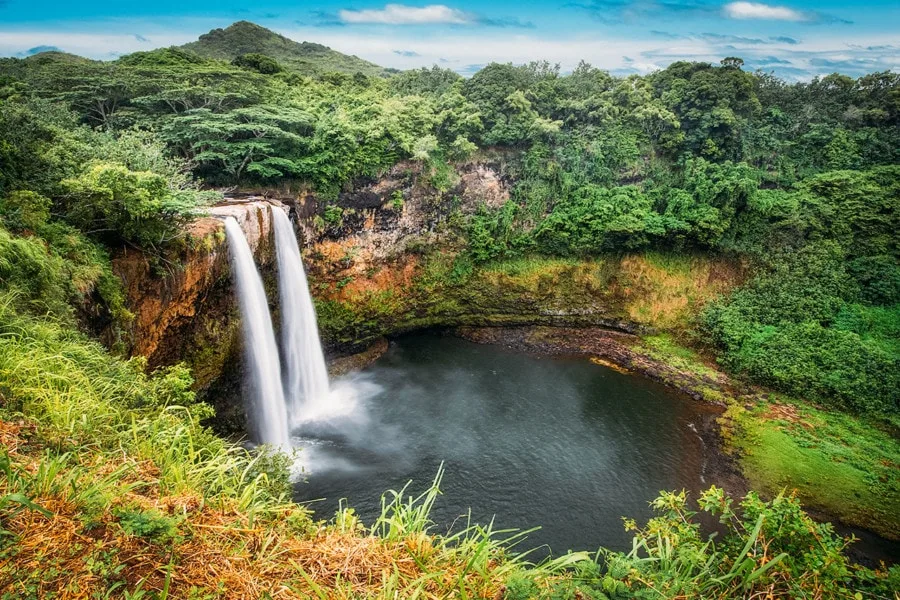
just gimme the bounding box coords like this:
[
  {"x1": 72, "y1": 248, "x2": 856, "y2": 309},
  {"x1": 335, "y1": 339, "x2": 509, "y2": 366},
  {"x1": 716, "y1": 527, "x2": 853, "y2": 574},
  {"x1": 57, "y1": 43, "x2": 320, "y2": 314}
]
[
  {"x1": 723, "y1": 400, "x2": 900, "y2": 540},
  {"x1": 636, "y1": 332, "x2": 900, "y2": 542}
]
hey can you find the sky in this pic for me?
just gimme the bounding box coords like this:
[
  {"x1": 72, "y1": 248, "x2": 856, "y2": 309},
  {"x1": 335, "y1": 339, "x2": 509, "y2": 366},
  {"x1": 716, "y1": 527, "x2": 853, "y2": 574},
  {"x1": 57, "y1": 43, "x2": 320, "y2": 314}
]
[{"x1": 0, "y1": 1, "x2": 898, "y2": 80}]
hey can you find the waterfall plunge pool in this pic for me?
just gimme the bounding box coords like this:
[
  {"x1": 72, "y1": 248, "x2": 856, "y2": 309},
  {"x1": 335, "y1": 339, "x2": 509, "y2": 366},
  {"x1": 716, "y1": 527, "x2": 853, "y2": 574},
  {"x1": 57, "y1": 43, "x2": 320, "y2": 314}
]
[{"x1": 292, "y1": 333, "x2": 720, "y2": 556}]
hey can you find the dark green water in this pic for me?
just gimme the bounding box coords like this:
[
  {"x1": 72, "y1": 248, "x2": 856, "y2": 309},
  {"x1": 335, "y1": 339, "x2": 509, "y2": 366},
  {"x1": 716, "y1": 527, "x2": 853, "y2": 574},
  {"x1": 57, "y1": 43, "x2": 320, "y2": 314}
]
[{"x1": 292, "y1": 333, "x2": 719, "y2": 555}]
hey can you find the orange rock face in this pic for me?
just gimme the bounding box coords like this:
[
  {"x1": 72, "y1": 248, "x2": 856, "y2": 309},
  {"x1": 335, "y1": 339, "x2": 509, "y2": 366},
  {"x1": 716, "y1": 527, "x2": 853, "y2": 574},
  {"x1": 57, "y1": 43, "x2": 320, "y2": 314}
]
[{"x1": 112, "y1": 199, "x2": 286, "y2": 388}]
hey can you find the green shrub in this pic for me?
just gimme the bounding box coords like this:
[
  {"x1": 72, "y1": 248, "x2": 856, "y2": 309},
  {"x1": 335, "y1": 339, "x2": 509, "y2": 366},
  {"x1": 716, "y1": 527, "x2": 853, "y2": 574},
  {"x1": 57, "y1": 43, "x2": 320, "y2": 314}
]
[
  {"x1": 701, "y1": 240, "x2": 898, "y2": 414},
  {"x1": 468, "y1": 201, "x2": 524, "y2": 263},
  {"x1": 116, "y1": 508, "x2": 180, "y2": 543},
  {"x1": 0, "y1": 190, "x2": 51, "y2": 232},
  {"x1": 533, "y1": 185, "x2": 665, "y2": 256},
  {"x1": 722, "y1": 321, "x2": 897, "y2": 414},
  {"x1": 847, "y1": 254, "x2": 900, "y2": 305},
  {"x1": 594, "y1": 487, "x2": 869, "y2": 599},
  {"x1": 322, "y1": 204, "x2": 344, "y2": 227},
  {"x1": 62, "y1": 162, "x2": 211, "y2": 250},
  {"x1": 0, "y1": 227, "x2": 73, "y2": 319},
  {"x1": 0, "y1": 98, "x2": 87, "y2": 198},
  {"x1": 0, "y1": 223, "x2": 129, "y2": 334},
  {"x1": 231, "y1": 53, "x2": 283, "y2": 74},
  {"x1": 390, "y1": 190, "x2": 404, "y2": 211}
]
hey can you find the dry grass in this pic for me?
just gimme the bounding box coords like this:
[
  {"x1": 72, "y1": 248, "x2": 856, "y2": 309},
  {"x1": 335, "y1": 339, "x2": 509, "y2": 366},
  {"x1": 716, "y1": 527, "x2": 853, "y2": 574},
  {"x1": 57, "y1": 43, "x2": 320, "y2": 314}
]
[
  {"x1": 478, "y1": 257, "x2": 598, "y2": 292},
  {"x1": 762, "y1": 402, "x2": 803, "y2": 424},
  {"x1": 0, "y1": 420, "x2": 511, "y2": 600},
  {"x1": 616, "y1": 253, "x2": 746, "y2": 329},
  {"x1": 1, "y1": 504, "x2": 506, "y2": 599},
  {"x1": 588, "y1": 357, "x2": 631, "y2": 374}
]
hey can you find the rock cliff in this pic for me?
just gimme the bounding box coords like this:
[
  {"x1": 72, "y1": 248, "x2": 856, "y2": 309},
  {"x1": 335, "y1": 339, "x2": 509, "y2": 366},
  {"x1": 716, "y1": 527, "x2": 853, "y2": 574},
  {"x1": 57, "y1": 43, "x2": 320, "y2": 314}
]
[{"x1": 112, "y1": 198, "x2": 286, "y2": 391}]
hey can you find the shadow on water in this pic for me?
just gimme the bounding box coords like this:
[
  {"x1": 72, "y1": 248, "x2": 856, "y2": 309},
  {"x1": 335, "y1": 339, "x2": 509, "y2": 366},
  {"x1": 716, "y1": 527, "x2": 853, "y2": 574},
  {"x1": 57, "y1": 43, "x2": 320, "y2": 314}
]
[{"x1": 292, "y1": 333, "x2": 720, "y2": 557}]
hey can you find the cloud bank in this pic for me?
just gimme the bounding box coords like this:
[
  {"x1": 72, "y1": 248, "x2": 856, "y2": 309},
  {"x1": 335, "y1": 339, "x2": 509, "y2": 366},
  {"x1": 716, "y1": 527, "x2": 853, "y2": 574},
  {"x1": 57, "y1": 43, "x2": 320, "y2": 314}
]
[
  {"x1": 339, "y1": 4, "x2": 471, "y2": 25},
  {"x1": 0, "y1": 13, "x2": 894, "y2": 81},
  {"x1": 722, "y1": 2, "x2": 806, "y2": 21}
]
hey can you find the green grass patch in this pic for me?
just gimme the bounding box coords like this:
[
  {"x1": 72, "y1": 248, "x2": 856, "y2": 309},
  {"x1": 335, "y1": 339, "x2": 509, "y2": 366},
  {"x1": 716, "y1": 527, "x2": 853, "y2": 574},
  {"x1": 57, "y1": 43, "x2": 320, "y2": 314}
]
[
  {"x1": 641, "y1": 333, "x2": 721, "y2": 379},
  {"x1": 640, "y1": 251, "x2": 700, "y2": 274},
  {"x1": 637, "y1": 333, "x2": 730, "y2": 403},
  {"x1": 726, "y1": 399, "x2": 900, "y2": 539}
]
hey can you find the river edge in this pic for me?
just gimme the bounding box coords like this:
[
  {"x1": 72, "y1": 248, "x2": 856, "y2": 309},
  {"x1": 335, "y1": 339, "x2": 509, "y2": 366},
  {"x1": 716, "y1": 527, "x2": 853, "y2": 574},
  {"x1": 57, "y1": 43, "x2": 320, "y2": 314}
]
[{"x1": 327, "y1": 324, "x2": 898, "y2": 566}]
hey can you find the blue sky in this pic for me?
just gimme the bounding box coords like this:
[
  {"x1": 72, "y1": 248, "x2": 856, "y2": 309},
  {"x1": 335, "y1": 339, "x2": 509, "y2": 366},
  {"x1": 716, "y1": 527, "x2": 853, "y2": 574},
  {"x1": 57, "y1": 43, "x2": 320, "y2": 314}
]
[{"x1": 1, "y1": 1, "x2": 898, "y2": 79}]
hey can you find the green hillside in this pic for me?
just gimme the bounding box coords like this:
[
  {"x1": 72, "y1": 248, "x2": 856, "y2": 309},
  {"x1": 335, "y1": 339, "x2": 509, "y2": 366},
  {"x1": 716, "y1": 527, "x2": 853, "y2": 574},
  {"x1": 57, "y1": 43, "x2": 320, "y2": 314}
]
[{"x1": 178, "y1": 20, "x2": 391, "y2": 77}]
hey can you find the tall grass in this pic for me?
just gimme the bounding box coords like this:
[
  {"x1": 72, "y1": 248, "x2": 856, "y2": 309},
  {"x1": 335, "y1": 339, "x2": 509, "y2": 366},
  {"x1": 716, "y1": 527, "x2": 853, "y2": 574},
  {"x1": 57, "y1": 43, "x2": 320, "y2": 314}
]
[
  {"x1": 0, "y1": 296, "x2": 293, "y2": 510},
  {"x1": 0, "y1": 297, "x2": 566, "y2": 598}
]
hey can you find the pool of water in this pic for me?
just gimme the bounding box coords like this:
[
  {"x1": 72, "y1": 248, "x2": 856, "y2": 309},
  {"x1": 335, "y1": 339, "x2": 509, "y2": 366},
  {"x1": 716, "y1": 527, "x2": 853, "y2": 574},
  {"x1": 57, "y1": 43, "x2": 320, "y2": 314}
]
[{"x1": 292, "y1": 333, "x2": 719, "y2": 556}]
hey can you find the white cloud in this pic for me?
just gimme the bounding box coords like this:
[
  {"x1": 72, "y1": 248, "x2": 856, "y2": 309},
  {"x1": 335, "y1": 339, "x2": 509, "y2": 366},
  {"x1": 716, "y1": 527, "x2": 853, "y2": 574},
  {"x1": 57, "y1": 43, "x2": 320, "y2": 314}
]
[
  {"x1": 338, "y1": 4, "x2": 471, "y2": 25},
  {"x1": 280, "y1": 29, "x2": 668, "y2": 73},
  {"x1": 722, "y1": 2, "x2": 807, "y2": 21},
  {"x1": 298, "y1": 28, "x2": 899, "y2": 80}
]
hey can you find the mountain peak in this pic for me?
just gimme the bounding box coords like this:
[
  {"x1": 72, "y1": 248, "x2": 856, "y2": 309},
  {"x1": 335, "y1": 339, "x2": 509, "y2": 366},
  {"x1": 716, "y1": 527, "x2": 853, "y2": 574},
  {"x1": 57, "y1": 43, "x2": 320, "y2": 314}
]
[
  {"x1": 207, "y1": 21, "x2": 281, "y2": 39},
  {"x1": 179, "y1": 21, "x2": 388, "y2": 77}
]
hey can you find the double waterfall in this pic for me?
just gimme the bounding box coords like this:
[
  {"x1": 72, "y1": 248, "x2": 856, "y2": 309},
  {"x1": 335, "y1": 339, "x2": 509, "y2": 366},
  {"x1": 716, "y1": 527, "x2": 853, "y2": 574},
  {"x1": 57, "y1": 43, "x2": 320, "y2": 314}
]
[{"x1": 224, "y1": 208, "x2": 331, "y2": 447}]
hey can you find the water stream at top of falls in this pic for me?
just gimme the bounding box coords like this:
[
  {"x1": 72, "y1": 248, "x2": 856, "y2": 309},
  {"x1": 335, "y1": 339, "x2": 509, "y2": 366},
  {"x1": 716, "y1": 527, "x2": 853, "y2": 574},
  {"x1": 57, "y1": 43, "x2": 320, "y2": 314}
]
[
  {"x1": 272, "y1": 209, "x2": 333, "y2": 426},
  {"x1": 224, "y1": 217, "x2": 290, "y2": 448}
]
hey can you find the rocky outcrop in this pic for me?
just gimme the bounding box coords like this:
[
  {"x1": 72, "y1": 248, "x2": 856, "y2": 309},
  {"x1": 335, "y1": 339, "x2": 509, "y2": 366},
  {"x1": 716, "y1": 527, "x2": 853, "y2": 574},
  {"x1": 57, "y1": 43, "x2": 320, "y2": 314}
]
[
  {"x1": 108, "y1": 158, "x2": 543, "y2": 390},
  {"x1": 283, "y1": 156, "x2": 741, "y2": 352},
  {"x1": 286, "y1": 158, "x2": 626, "y2": 350},
  {"x1": 294, "y1": 158, "x2": 510, "y2": 262},
  {"x1": 112, "y1": 198, "x2": 287, "y2": 390}
]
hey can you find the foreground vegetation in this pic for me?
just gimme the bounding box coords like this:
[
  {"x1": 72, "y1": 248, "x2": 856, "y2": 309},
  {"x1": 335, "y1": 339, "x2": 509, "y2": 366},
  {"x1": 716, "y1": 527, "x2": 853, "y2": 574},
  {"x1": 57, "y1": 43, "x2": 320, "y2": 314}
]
[
  {"x1": 634, "y1": 332, "x2": 900, "y2": 542},
  {"x1": 1, "y1": 303, "x2": 897, "y2": 597},
  {"x1": 0, "y1": 20, "x2": 898, "y2": 597}
]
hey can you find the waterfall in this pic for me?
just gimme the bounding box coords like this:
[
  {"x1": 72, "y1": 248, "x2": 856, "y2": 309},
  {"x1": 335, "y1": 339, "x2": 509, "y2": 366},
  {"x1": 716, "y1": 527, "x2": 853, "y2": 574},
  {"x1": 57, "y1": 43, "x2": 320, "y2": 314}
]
[
  {"x1": 224, "y1": 217, "x2": 290, "y2": 448},
  {"x1": 272, "y1": 208, "x2": 331, "y2": 424}
]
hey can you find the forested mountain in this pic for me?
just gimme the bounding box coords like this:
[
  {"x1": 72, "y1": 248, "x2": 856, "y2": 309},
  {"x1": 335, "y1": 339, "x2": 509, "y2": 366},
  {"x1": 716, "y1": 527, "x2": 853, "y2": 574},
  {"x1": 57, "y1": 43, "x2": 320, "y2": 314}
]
[{"x1": 179, "y1": 20, "x2": 392, "y2": 77}]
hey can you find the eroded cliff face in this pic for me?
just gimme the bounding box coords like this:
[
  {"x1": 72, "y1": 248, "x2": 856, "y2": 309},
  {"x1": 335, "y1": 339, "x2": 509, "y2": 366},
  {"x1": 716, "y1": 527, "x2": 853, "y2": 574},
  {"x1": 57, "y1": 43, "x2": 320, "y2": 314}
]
[
  {"x1": 291, "y1": 159, "x2": 741, "y2": 352},
  {"x1": 112, "y1": 198, "x2": 287, "y2": 391},
  {"x1": 295, "y1": 158, "x2": 511, "y2": 267},
  {"x1": 292, "y1": 158, "x2": 621, "y2": 349}
]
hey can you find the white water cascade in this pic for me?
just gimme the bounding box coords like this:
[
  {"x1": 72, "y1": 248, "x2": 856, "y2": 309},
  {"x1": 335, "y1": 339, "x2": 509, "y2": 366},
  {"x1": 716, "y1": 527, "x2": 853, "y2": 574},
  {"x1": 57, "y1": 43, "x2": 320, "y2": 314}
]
[
  {"x1": 224, "y1": 217, "x2": 290, "y2": 448},
  {"x1": 271, "y1": 208, "x2": 333, "y2": 424}
]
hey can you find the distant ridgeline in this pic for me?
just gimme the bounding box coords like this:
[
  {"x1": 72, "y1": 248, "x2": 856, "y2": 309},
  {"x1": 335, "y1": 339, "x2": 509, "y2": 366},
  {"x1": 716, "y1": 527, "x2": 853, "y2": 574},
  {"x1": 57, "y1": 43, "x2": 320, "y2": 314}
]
[
  {"x1": 178, "y1": 20, "x2": 394, "y2": 77},
  {"x1": 0, "y1": 22, "x2": 897, "y2": 418}
]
